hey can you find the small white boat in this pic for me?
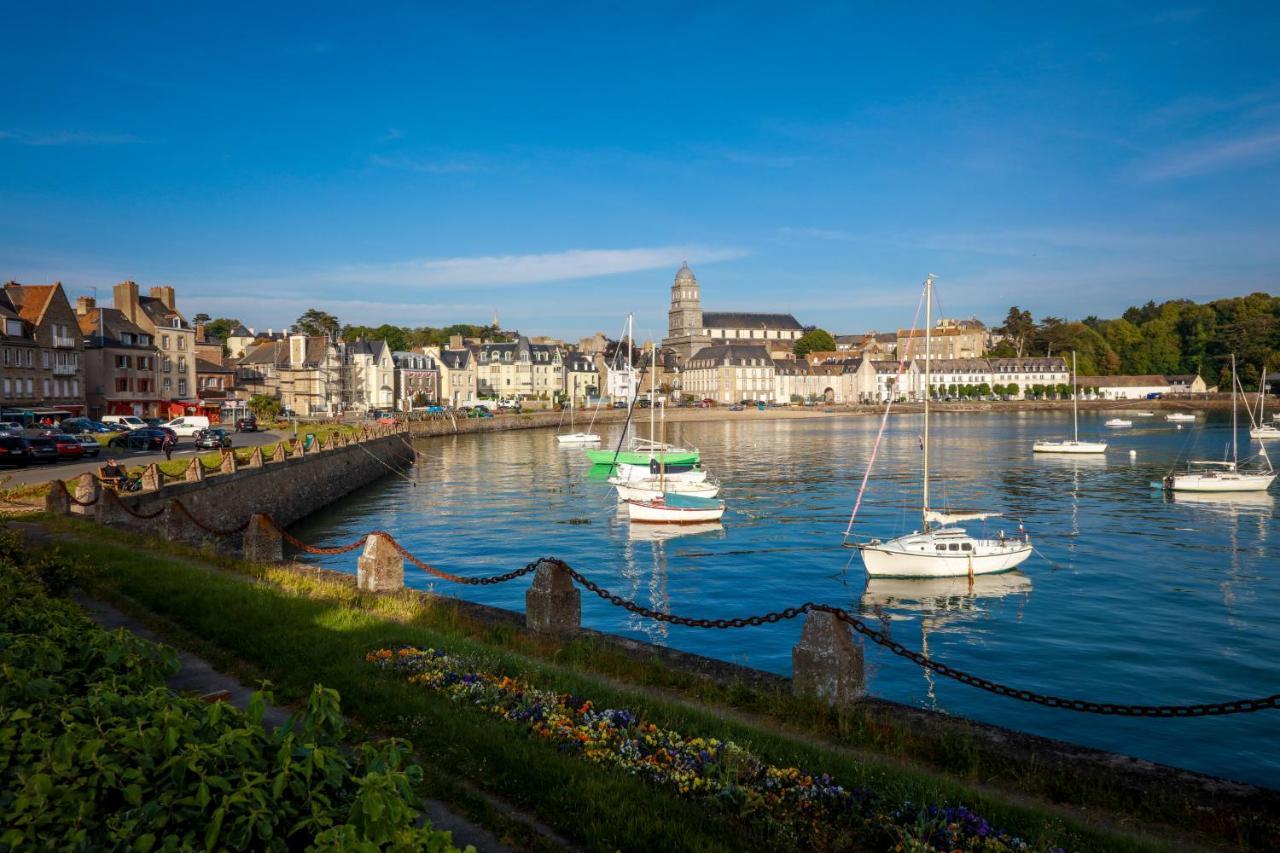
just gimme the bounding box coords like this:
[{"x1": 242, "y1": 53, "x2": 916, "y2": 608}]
[
  {"x1": 1134, "y1": 411, "x2": 1155, "y2": 417},
  {"x1": 1273, "y1": 413, "x2": 1280, "y2": 422},
  {"x1": 612, "y1": 461, "x2": 707, "y2": 483},
  {"x1": 1251, "y1": 369, "x2": 1277, "y2": 439},
  {"x1": 1105, "y1": 418, "x2": 1133, "y2": 428},
  {"x1": 626, "y1": 492, "x2": 726, "y2": 524},
  {"x1": 557, "y1": 432, "x2": 601, "y2": 445},
  {"x1": 1032, "y1": 352, "x2": 1106, "y2": 454},
  {"x1": 1165, "y1": 412, "x2": 1196, "y2": 422},
  {"x1": 612, "y1": 478, "x2": 720, "y2": 502},
  {"x1": 1251, "y1": 424, "x2": 1280, "y2": 440}
]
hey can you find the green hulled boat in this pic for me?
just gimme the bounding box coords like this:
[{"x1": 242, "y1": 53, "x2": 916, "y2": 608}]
[{"x1": 584, "y1": 448, "x2": 700, "y2": 466}]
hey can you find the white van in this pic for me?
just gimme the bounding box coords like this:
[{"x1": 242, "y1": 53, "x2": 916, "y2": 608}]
[
  {"x1": 163, "y1": 416, "x2": 210, "y2": 437},
  {"x1": 102, "y1": 415, "x2": 148, "y2": 431}
]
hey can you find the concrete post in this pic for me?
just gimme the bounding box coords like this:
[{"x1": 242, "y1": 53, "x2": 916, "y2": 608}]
[
  {"x1": 95, "y1": 488, "x2": 132, "y2": 528},
  {"x1": 271, "y1": 442, "x2": 287, "y2": 463},
  {"x1": 185, "y1": 457, "x2": 204, "y2": 483},
  {"x1": 71, "y1": 472, "x2": 99, "y2": 516},
  {"x1": 242, "y1": 513, "x2": 283, "y2": 563},
  {"x1": 290, "y1": 438, "x2": 305, "y2": 459},
  {"x1": 322, "y1": 434, "x2": 335, "y2": 451},
  {"x1": 163, "y1": 500, "x2": 190, "y2": 544},
  {"x1": 525, "y1": 559, "x2": 581, "y2": 635},
  {"x1": 356, "y1": 533, "x2": 404, "y2": 592},
  {"x1": 220, "y1": 450, "x2": 237, "y2": 475},
  {"x1": 140, "y1": 463, "x2": 161, "y2": 492},
  {"x1": 247, "y1": 446, "x2": 264, "y2": 468},
  {"x1": 791, "y1": 610, "x2": 865, "y2": 706},
  {"x1": 45, "y1": 479, "x2": 71, "y2": 515}
]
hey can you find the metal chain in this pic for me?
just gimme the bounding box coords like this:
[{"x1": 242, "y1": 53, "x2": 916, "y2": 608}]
[
  {"x1": 171, "y1": 499, "x2": 251, "y2": 536},
  {"x1": 116, "y1": 499, "x2": 166, "y2": 520},
  {"x1": 258, "y1": 515, "x2": 370, "y2": 555},
  {"x1": 376, "y1": 531, "x2": 542, "y2": 584},
  {"x1": 66, "y1": 491, "x2": 101, "y2": 507}
]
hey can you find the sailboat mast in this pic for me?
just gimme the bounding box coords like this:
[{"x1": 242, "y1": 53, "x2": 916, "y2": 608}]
[
  {"x1": 922, "y1": 275, "x2": 932, "y2": 527},
  {"x1": 1072, "y1": 351, "x2": 1079, "y2": 442},
  {"x1": 649, "y1": 343, "x2": 656, "y2": 446},
  {"x1": 1231, "y1": 353, "x2": 1238, "y2": 466}
]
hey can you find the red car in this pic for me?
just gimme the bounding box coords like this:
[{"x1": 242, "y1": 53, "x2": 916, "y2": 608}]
[{"x1": 45, "y1": 432, "x2": 86, "y2": 461}]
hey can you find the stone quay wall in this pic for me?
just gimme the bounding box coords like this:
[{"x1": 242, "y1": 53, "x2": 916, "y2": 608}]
[{"x1": 50, "y1": 427, "x2": 414, "y2": 541}]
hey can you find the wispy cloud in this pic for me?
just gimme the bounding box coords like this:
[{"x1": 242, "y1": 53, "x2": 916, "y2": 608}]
[
  {"x1": 1137, "y1": 127, "x2": 1280, "y2": 181},
  {"x1": 262, "y1": 245, "x2": 748, "y2": 290},
  {"x1": 0, "y1": 130, "x2": 146, "y2": 146},
  {"x1": 368, "y1": 154, "x2": 481, "y2": 175}
]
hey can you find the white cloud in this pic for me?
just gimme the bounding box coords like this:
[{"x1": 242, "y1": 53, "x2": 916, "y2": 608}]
[
  {"x1": 1137, "y1": 127, "x2": 1280, "y2": 181},
  {"x1": 272, "y1": 245, "x2": 748, "y2": 290},
  {"x1": 0, "y1": 130, "x2": 146, "y2": 146}
]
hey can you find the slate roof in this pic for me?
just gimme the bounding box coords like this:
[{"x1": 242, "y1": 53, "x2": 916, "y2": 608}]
[
  {"x1": 1165, "y1": 374, "x2": 1201, "y2": 384},
  {"x1": 437, "y1": 349, "x2": 472, "y2": 369},
  {"x1": 924, "y1": 358, "x2": 991, "y2": 372},
  {"x1": 687, "y1": 344, "x2": 774, "y2": 367},
  {"x1": 987, "y1": 357, "x2": 1068, "y2": 373},
  {"x1": 1076, "y1": 374, "x2": 1170, "y2": 387},
  {"x1": 195, "y1": 357, "x2": 233, "y2": 375},
  {"x1": 702, "y1": 312, "x2": 804, "y2": 331},
  {"x1": 139, "y1": 295, "x2": 189, "y2": 329},
  {"x1": 77, "y1": 307, "x2": 154, "y2": 349},
  {"x1": 565, "y1": 353, "x2": 595, "y2": 372}
]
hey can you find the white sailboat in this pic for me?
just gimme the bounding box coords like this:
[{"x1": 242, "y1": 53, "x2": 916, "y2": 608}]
[
  {"x1": 1164, "y1": 355, "x2": 1275, "y2": 493},
  {"x1": 555, "y1": 396, "x2": 601, "y2": 445},
  {"x1": 1249, "y1": 367, "x2": 1279, "y2": 440},
  {"x1": 1165, "y1": 412, "x2": 1196, "y2": 422},
  {"x1": 625, "y1": 344, "x2": 726, "y2": 524},
  {"x1": 1032, "y1": 352, "x2": 1107, "y2": 454},
  {"x1": 1104, "y1": 418, "x2": 1133, "y2": 428},
  {"x1": 855, "y1": 275, "x2": 1031, "y2": 579}
]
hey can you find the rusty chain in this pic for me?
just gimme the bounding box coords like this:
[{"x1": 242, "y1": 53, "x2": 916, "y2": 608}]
[
  {"x1": 258, "y1": 515, "x2": 369, "y2": 555},
  {"x1": 170, "y1": 499, "x2": 252, "y2": 536},
  {"x1": 116, "y1": 499, "x2": 166, "y2": 521},
  {"x1": 376, "y1": 531, "x2": 543, "y2": 585}
]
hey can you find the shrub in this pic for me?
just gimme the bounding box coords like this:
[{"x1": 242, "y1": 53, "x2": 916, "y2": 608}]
[{"x1": 0, "y1": 545, "x2": 468, "y2": 852}]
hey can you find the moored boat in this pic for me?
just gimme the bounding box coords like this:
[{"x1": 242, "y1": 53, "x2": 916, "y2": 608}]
[
  {"x1": 1032, "y1": 352, "x2": 1106, "y2": 454},
  {"x1": 1165, "y1": 412, "x2": 1196, "y2": 422},
  {"x1": 1165, "y1": 355, "x2": 1274, "y2": 493},
  {"x1": 585, "y1": 447, "x2": 700, "y2": 466},
  {"x1": 627, "y1": 492, "x2": 726, "y2": 524},
  {"x1": 613, "y1": 478, "x2": 720, "y2": 501},
  {"x1": 1105, "y1": 418, "x2": 1132, "y2": 428}
]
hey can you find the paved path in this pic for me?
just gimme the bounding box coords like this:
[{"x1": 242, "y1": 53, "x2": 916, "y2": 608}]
[{"x1": 0, "y1": 429, "x2": 286, "y2": 487}]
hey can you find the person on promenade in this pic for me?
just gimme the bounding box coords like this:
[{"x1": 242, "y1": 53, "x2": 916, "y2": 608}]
[
  {"x1": 162, "y1": 433, "x2": 175, "y2": 460},
  {"x1": 100, "y1": 458, "x2": 127, "y2": 490}
]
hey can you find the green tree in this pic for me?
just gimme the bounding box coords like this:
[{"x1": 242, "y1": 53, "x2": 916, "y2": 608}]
[
  {"x1": 296, "y1": 309, "x2": 341, "y2": 337},
  {"x1": 248, "y1": 394, "x2": 282, "y2": 420},
  {"x1": 947, "y1": 383, "x2": 958, "y2": 397},
  {"x1": 977, "y1": 382, "x2": 991, "y2": 397},
  {"x1": 1006, "y1": 382, "x2": 1020, "y2": 398},
  {"x1": 203, "y1": 317, "x2": 241, "y2": 343},
  {"x1": 992, "y1": 383, "x2": 1005, "y2": 398},
  {"x1": 986, "y1": 339, "x2": 1018, "y2": 358},
  {"x1": 793, "y1": 328, "x2": 836, "y2": 357},
  {"x1": 999, "y1": 307, "x2": 1036, "y2": 357}
]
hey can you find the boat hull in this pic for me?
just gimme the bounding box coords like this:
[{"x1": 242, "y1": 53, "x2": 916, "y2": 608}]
[
  {"x1": 1250, "y1": 427, "x2": 1280, "y2": 440},
  {"x1": 862, "y1": 536, "x2": 1033, "y2": 578},
  {"x1": 613, "y1": 480, "x2": 720, "y2": 501},
  {"x1": 585, "y1": 449, "x2": 700, "y2": 466},
  {"x1": 1032, "y1": 441, "x2": 1108, "y2": 454},
  {"x1": 557, "y1": 433, "x2": 601, "y2": 445},
  {"x1": 612, "y1": 463, "x2": 707, "y2": 483},
  {"x1": 1166, "y1": 473, "x2": 1276, "y2": 492},
  {"x1": 1165, "y1": 414, "x2": 1196, "y2": 422},
  {"x1": 626, "y1": 499, "x2": 725, "y2": 524}
]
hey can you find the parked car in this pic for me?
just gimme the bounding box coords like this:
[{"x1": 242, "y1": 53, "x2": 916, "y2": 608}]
[
  {"x1": 194, "y1": 427, "x2": 233, "y2": 450},
  {"x1": 107, "y1": 427, "x2": 169, "y2": 451},
  {"x1": 75, "y1": 435, "x2": 101, "y2": 458},
  {"x1": 612, "y1": 401, "x2": 628, "y2": 409},
  {"x1": 466, "y1": 406, "x2": 493, "y2": 419},
  {"x1": 0, "y1": 421, "x2": 26, "y2": 435},
  {"x1": 102, "y1": 415, "x2": 148, "y2": 430},
  {"x1": 235, "y1": 416, "x2": 258, "y2": 432},
  {"x1": 161, "y1": 415, "x2": 210, "y2": 437},
  {"x1": 59, "y1": 417, "x2": 116, "y2": 435},
  {"x1": 0, "y1": 435, "x2": 30, "y2": 467},
  {"x1": 44, "y1": 433, "x2": 86, "y2": 461},
  {"x1": 24, "y1": 436, "x2": 61, "y2": 464},
  {"x1": 729, "y1": 404, "x2": 744, "y2": 411}
]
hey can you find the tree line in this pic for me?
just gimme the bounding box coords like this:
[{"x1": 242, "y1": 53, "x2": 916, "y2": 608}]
[
  {"x1": 192, "y1": 308, "x2": 507, "y2": 355},
  {"x1": 993, "y1": 292, "x2": 1279, "y2": 389}
]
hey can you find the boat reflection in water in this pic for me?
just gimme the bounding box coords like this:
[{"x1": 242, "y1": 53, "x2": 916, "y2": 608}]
[
  {"x1": 620, "y1": 522, "x2": 725, "y2": 643},
  {"x1": 1166, "y1": 490, "x2": 1276, "y2": 512},
  {"x1": 861, "y1": 572, "x2": 1033, "y2": 708}
]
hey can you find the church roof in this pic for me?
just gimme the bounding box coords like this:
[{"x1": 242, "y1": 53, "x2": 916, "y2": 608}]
[
  {"x1": 701, "y1": 311, "x2": 803, "y2": 331},
  {"x1": 674, "y1": 262, "x2": 696, "y2": 283}
]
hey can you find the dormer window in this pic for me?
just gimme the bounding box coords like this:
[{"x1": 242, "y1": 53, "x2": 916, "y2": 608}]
[{"x1": 172, "y1": 317, "x2": 181, "y2": 328}]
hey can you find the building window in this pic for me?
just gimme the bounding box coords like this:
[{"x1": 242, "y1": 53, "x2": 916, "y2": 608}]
[
  {"x1": 2, "y1": 379, "x2": 8, "y2": 395},
  {"x1": 178, "y1": 379, "x2": 187, "y2": 396},
  {"x1": 116, "y1": 377, "x2": 129, "y2": 393},
  {"x1": 163, "y1": 378, "x2": 172, "y2": 392},
  {"x1": 41, "y1": 350, "x2": 49, "y2": 368},
  {"x1": 162, "y1": 335, "x2": 170, "y2": 349},
  {"x1": 42, "y1": 378, "x2": 49, "y2": 397},
  {"x1": 177, "y1": 336, "x2": 185, "y2": 351}
]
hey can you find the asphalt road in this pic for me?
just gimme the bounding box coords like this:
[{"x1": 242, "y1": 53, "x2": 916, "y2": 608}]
[{"x1": 0, "y1": 429, "x2": 288, "y2": 486}]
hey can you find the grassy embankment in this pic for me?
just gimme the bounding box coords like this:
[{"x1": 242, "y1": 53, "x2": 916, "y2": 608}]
[{"x1": 19, "y1": 513, "x2": 1269, "y2": 852}]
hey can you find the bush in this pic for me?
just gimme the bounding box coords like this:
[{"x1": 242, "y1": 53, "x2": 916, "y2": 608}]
[{"x1": 0, "y1": 542, "x2": 468, "y2": 852}]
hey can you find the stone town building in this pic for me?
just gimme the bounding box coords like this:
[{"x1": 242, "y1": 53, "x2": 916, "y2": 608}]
[
  {"x1": 682, "y1": 344, "x2": 776, "y2": 404},
  {"x1": 342, "y1": 340, "x2": 396, "y2": 413},
  {"x1": 563, "y1": 352, "x2": 598, "y2": 406},
  {"x1": 195, "y1": 357, "x2": 235, "y2": 420},
  {"x1": 1165, "y1": 374, "x2": 1209, "y2": 395},
  {"x1": 75, "y1": 299, "x2": 160, "y2": 419},
  {"x1": 392, "y1": 351, "x2": 439, "y2": 410},
  {"x1": 112, "y1": 282, "x2": 199, "y2": 419},
  {"x1": 424, "y1": 346, "x2": 477, "y2": 407},
  {"x1": 910, "y1": 357, "x2": 1070, "y2": 399},
  {"x1": 475, "y1": 336, "x2": 563, "y2": 401},
  {"x1": 236, "y1": 335, "x2": 343, "y2": 415},
  {"x1": 772, "y1": 359, "x2": 826, "y2": 403},
  {"x1": 1075, "y1": 374, "x2": 1172, "y2": 400},
  {"x1": 662, "y1": 262, "x2": 806, "y2": 364},
  {"x1": 897, "y1": 325, "x2": 986, "y2": 362},
  {"x1": 0, "y1": 282, "x2": 86, "y2": 419}
]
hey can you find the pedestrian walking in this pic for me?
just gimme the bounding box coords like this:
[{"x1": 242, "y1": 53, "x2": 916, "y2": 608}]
[{"x1": 162, "y1": 433, "x2": 175, "y2": 460}]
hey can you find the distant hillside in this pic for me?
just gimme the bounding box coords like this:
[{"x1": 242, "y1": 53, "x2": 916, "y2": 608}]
[{"x1": 991, "y1": 293, "x2": 1278, "y2": 388}]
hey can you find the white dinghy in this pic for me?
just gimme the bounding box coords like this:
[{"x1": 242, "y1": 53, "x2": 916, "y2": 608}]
[
  {"x1": 1105, "y1": 418, "x2": 1133, "y2": 428},
  {"x1": 1165, "y1": 412, "x2": 1196, "y2": 422}
]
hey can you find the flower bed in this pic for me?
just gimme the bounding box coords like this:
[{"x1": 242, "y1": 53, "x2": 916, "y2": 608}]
[{"x1": 367, "y1": 646, "x2": 1064, "y2": 851}]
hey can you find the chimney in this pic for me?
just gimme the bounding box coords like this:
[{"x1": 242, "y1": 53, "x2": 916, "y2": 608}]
[
  {"x1": 76, "y1": 295, "x2": 96, "y2": 316},
  {"x1": 195, "y1": 323, "x2": 205, "y2": 343},
  {"x1": 113, "y1": 281, "x2": 140, "y2": 322},
  {"x1": 149, "y1": 285, "x2": 175, "y2": 310},
  {"x1": 449, "y1": 334, "x2": 463, "y2": 350}
]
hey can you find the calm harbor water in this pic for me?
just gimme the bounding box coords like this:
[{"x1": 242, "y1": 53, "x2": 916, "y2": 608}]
[{"x1": 294, "y1": 410, "x2": 1280, "y2": 786}]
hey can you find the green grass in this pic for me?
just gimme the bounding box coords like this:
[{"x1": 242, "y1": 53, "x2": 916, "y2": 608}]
[{"x1": 25, "y1": 517, "x2": 1217, "y2": 852}]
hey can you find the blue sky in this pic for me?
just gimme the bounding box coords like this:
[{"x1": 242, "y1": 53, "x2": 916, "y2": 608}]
[{"x1": 2, "y1": 2, "x2": 1278, "y2": 340}]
